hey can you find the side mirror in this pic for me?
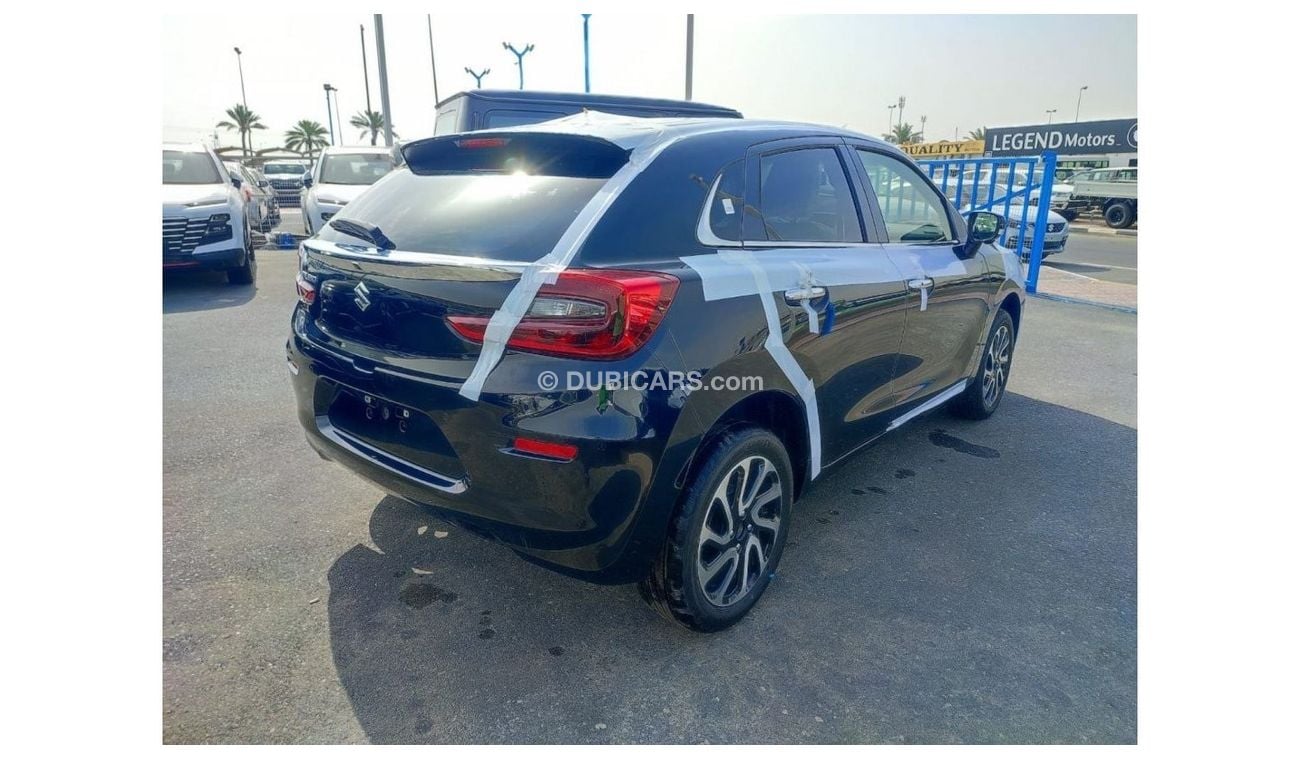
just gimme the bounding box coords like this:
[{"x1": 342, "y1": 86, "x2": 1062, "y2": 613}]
[
  {"x1": 302, "y1": 176, "x2": 313, "y2": 188},
  {"x1": 965, "y1": 211, "x2": 1004, "y2": 249},
  {"x1": 230, "y1": 175, "x2": 242, "y2": 189}
]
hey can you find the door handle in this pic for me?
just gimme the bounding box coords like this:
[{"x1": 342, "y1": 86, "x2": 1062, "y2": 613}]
[
  {"x1": 784, "y1": 286, "x2": 827, "y2": 305},
  {"x1": 907, "y1": 278, "x2": 934, "y2": 312}
]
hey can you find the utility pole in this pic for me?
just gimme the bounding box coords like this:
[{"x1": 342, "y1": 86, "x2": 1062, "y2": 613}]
[
  {"x1": 503, "y1": 42, "x2": 535, "y2": 89},
  {"x1": 375, "y1": 14, "x2": 394, "y2": 146},
  {"x1": 427, "y1": 15, "x2": 440, "y2": 104},
  {"x1": 1076, "y1": 85, "x2": 1088, "y2": 122},
  {"x1": 465, "y1": 67, "x2": 490, "y2": 88},
  {"x1": 323, "y1": 84, "x2": 336, "y2": 145},
  {"x1": 360, "y1": 25, "x2": 372, "y2": 115},
  {"x1": 684, "y1": 14, "x2": 695, "y2": 100},
  {"x1": 582, "y1": 14, "x2": 592, "y2": 93}
]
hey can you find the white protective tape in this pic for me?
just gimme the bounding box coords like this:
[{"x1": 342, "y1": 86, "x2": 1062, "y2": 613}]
[{"x1": 457, "y1": 112, "x2": 815, "y2": 401}]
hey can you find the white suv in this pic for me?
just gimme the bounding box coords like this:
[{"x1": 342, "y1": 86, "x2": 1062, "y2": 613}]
[
  {"x1": 162, "y1": 143, "x2": 256, "y2": 284},
  {"x1": 301, "y1": 146, "x2": 398, "y2": 236}
]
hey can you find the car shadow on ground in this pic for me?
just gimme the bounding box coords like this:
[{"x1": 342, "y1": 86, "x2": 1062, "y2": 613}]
[
  {"x1": 1043, "y1": 262, "x2": 1114, "y2": 276},
  {"x1": 325, "y1": 392, "x2": 1136, "y2": 744},
  {"x1": 162, "y1": 270, "x2": 257, "y2": 313}
]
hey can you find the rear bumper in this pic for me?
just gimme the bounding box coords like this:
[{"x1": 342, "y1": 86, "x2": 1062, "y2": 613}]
[{"x1": 286, "y1": 325, "x2": 684, "y2": 583}]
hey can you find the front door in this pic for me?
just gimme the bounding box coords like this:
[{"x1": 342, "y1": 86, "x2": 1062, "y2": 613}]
[{"x1": 847, "y1": 146, "x2": 993, "y2": 409}]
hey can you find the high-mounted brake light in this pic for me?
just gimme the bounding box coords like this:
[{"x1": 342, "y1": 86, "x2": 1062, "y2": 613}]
[
  {"x1": 295, "y1": 272, "x2": 317, "y2": 305},
  {"x1": 455, "y1": 137, "x2": 510, "y2": 149},
  {"x1": 446, "y1": 269, "x2": 679, "y2": 360}
]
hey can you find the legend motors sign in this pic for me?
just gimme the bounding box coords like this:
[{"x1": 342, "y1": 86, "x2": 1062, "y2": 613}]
[{"x1": 985, "y1": 118, "x2": 1137, "y2": 156}]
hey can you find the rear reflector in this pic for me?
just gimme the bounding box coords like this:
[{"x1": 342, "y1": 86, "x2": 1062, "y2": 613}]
[
  {"x1": 447, "y1": 269, "x2": 679, "y2": 360},
  {"x1": 512, "y1": 437, "x2": 578, "y2": 461}
]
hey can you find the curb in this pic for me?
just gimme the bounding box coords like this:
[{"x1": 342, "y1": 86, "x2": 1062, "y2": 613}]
[
  {"x1": 1069, "y1": 225, "x2": 1138, "y2": 237},
  {"x1": 1029, "y1": 290, "x2": 1137, "y2": 315}
]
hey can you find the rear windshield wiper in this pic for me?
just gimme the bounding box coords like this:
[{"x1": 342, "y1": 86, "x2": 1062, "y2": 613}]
[{"x1": 328, "y1": 218, "x2": 396, "y2": 250}]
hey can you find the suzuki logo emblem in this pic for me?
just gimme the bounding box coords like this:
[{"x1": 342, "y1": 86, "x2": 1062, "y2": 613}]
[{"x1": 354, "y1": 281, "x2": 372, "y2": 312}]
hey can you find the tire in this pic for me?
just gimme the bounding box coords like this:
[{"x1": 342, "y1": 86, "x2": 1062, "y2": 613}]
[
  {"x1": 949, "y1": 309, "x2": 1016, "y2": 420},
  {"x1": 1104, "y1": 201, "x2": 1134, "y2": 229},
  {"x1": 1060, "y1": 208, "x2": 1078, "y2": 222},
  {"x1": 227, "y1": 222, "x2": 257, "y2": 285},
  {"x1": 639, "y1": 426, "x2": 793, "y2": 632}
]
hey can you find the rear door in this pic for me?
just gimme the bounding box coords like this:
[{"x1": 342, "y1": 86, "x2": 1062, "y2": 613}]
[
  {"x1": 847, "y1": 144, "x2": 992, "y2": 408},
  {"x1": 737, "y1": 138, "x2": 910, "y2": 462}
]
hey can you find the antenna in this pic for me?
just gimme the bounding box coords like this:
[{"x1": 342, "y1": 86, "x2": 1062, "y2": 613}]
[{"x1": 464, "y1": 67, "x2": 491, "y2": 88}]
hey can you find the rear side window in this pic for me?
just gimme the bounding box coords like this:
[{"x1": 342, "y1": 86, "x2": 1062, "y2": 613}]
[
  {"x1": 433, "y1": 108, "x2": 460, "y2": 135},
  {"x1": 319, "y1": 135, "x2": 629, "y2": 261},
  {"x1": 485, "y1": 109, "x2": 568, "y2": 128},
  {"x1": 705, "y1": 161, "x2": 746, "y2": 242},
  {"x1": 756, "y1": 148, "x2": 863, "y2": 243}
]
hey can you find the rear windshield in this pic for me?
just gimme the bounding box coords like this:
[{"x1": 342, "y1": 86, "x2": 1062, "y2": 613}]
[
  {"x1": 317, "y1": 134, "x2": 628, "y2": 261},
  {"x1": 163, "y1": 150, "x2": 221, "y2": 185}
]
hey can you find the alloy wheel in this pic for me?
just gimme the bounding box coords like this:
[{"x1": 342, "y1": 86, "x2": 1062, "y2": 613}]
[
  {"x1": 982, "y1": 324, "x2": 1012, "y2": 407},
  {"x1": 696, "y1": 455, "x2": 782, "y2": 608}
]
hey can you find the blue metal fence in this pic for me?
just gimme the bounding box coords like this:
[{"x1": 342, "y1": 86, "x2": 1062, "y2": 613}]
[{"x1": 917, "y1": 150, "x2": 1058, "y2": 293}]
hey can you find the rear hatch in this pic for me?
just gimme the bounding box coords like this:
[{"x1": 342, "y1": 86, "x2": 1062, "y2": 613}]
[{"x1": 299, "y1": 133, "x2": 631, "y2": 368}]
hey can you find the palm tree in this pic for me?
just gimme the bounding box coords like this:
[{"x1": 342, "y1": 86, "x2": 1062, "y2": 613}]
[
  {"x1": 967, "y1": 127, "x2": 986, "y2": 142},
  {"x1": 349, "y1": 110, "x2": 397, "y2": 146},
  {"x1": 215, "y1": 104, "x2": 268, "y2": 157},
  {"x1": 283, "y1": 120, "x2": 330, "y2": 160},
  {"x1": 884, "y1": 122, "x2": 921, "y2": 145}
]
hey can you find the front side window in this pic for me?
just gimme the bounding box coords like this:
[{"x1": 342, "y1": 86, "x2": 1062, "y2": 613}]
[
  {"x1": 756, "y1": 147, "x2": 863, "y2": 243},
  {"x1": 163, "y1": 150, "x2": 221, "y2": 184},
  {"x1": 318, "y1": 154, "x2": 395, "y2": 185},
  {"x1": 855, "y1": 149, "x2": 955, "y2": 243}
]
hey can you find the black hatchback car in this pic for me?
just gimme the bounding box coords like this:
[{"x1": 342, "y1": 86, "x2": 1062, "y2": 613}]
[{"x1": 288, "y1": 114, "x2": 1024, "y2": 631}]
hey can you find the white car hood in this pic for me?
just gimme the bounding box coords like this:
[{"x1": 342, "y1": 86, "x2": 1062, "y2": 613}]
[
  {"x1": 162, "y1": 183, "x2": 231, "y2": 214},
  {"x1": 312, "y1": 183, "x2": 373, "y2": 204}
]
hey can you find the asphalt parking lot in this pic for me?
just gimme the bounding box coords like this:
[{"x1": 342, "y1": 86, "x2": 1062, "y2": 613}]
[
  {"x1": 1043, "y1": 233, "x2": 1138, "y2": 286},
  {"x1": 163, "y1": 250, "x2": 1136, "y2": 743}
]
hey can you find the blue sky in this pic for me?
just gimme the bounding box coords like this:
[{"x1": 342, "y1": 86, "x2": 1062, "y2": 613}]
[{"x1": 162, "y1": 13, "x2": 1136, "y2": 148}]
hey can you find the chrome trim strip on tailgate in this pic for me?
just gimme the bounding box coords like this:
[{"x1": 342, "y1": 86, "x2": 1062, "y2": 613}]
[{"x1": 316, "y1": 416, "x2": 468, "y2": 494}]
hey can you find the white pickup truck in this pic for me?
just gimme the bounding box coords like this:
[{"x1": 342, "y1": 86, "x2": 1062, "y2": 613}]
[{"x1": 1064, "y1": 167, "x2": 1137, "y2": 228}]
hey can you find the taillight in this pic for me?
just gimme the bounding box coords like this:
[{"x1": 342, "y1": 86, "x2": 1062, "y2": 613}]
[
  {"x1": 447, "y1": 269, "x2": 679, "y2": 360},
  {"x1": 295, "y1": 272, "x2": 316, "y2": 305}
]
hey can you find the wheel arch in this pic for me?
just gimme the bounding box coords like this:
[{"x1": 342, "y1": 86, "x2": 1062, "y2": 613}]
[{"x1": 678, "y1": 389, "x2": 810, "y2": 503}]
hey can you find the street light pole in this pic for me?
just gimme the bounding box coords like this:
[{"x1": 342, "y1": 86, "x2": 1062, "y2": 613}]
[
  {"x1": 684, "y1": 14, "x2": 694, "y2": 101},
  {"x1": 503, "y1": 42, "x2": 535, "y2": 90},
  {"x1": 582, "y1": 14, "x2": 592, "y2": 93},
  {"x1": 323, "y1": 84, "x2": 336, "y2": 145},
  {"x1": 887, "y1": 104, "x2": 896, "y2": 134},
  {"x1": 1076, "y1": 85, "x2": 1088, "y2": 122},
  {"x1": 331, "y1": 88, "x2": 342, "y2": 144},
  {"x1": 375, "y1": 14, "x2": 395, "y2": 147},
  {"x1": 360, "y1": 25, "x2": 372, "y2": 115},
  {"x1": 427, "y1": 15, "x2": 440, "y2": 105},
  {"x1": 1046, "y1": 108, "x2": 1057, "y2": 125},
  {"x1": 233, "y1": 47, "x2": 247, "y2": 110}
]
